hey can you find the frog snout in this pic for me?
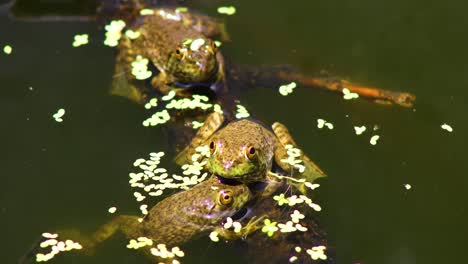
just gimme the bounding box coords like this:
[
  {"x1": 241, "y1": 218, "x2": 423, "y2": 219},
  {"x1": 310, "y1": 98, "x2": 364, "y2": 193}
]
[{"x1": 222, "y1": 159, "x2": 234, "y2": 170}]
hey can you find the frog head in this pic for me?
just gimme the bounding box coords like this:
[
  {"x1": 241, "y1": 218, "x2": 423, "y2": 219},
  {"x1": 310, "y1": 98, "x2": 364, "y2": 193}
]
[
  {"x1": 206, "y1": 122, "x2": 275, "y2": 183},
  {"x1": 167, "y1": 37, "x2": 219, "y2": 83}
]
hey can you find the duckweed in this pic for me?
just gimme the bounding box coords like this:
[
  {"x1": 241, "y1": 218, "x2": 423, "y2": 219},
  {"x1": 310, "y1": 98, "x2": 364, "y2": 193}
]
[
  {"x1": 370, "y1": 135, "x2": 380, "y2": 145},
  {"x1": 342, "y1": 88, "x2": 359, "y2": 100},
  {"x1": 217, "y1": 6, "x2": 236, "y2": 15},
  {"x1": 279, "y1": 82, "x2": 297, "y2": 96},
  {"x1": 131, "y1": 55, "x2": 152, "y2": 80},
  {"x1": 235, "y1": 104, "x2": 250, "y2": 119},
  {"x1": 72, "y1": 34, "x2": 88, "y2": 47},
  {"x1": 52, "y1": 108, "x2": 65, "y2": 123},
  {"x1": 441, "y1": 123, "x2": 453, "y2": 132},
  {"x1": 3, "y1": 45, "x2": 12, "y2": 54},
  {"x1": 261, "y1": 219, "x2": 278, "y2": 237},
  {"x1": 104, "y1": 20, "x2": 126, "y2": 47}
]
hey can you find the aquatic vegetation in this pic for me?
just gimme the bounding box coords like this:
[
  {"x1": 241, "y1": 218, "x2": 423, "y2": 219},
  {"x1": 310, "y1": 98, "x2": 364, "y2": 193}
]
[
  {"x1": 354, "y1": 125, "x2": 367, "y2": 135},
  {"x1": 125, "y1": 30, "x2": 141, "y2": 40},
  {"x1": 261, "y1": 219, "x2": 278, "y2": 237},
  {"x1": 317, "y1": 118, "x2": 334, "y2": 129},
  {"x1": 280, "y1": 144, "x2": 306, "y2": 173},
  {"x1": 3, "y1": 45, "x2": 12, "y2": 54},
  {"x1": 190, "y1": 38, "x2": 205, "y2": 51},
  {"x1": 217, "y1": 6, "x2": 237, "y2": 15},
  {"x1": 139, "y1": 9, "x2": 155, "y2": 16},
  {"x1": 273, "y1": 193, "x2": 289, "y2": 206},
  {"x1": 104, "y1": 20, "x2": 126, "y2": 47},
  {"x1": 279, "y1": 82, "x2": 297, "y2": 96},
  {"x1": 209, "y1": 231, "x2": 220, "y2": 242},
  {"x1": 127, "y1": 237, "x2": 153, "y2": 249},
  {"x1": 131, "y1": 55, "x2": 152, "y2": 80},
  {"x1": 370, "y1": 135, "x2": 380, "y2": 145},
  {"x1": 342, "y1": 87, "x2": 359, "y2": 100},
  {"x1": 35, "y1": 233, "x2": 82, "y2": 262},
  {"x1": 235, "y1": 104, "x2": 250, "y2": 119},
  {"x1": 306, "y1": 245, "x2": 327, "y2": 260},
  {"x1": 192, "y1": 121, "x2": 204, "y2": 129},
  {"x1": 72, "y1": 34, "x2": 88, "y2": 47},
  {"x1": 108, "y1": 207, "x2": 117, "y2": 214},
  {"x1": 441, "y1": 123, "x2": 453, "y2": 132},
  {"x1": 144, "y1": 98, "x2": 158, "y2": 109},
  {"x1": 150, "y1": 244, "x2": 185, "y2": 260},
  {"x1": 404, "y1": 183, "x2": 412, "y2": 190},
  {"x1": 52, "y1": 108, "x2": 65, "y2": 122}
]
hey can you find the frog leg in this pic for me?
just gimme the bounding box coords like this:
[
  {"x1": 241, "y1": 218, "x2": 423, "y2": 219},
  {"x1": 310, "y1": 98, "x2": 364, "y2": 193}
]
[
  {"x1": 277, "y1": 71, "x2": 416, "y2": 107},
  {"x1": 110, "y1": 36, "x2": 149, "y2": 104},
  {"x1": 91, "y1": 215, "x2": 142, "y2": 246},
  {"x1": 271, "y1": 122, "x2": 326, "y2": 192},
  {"x1": 174, "y1": 111, "x2": 224, "y2": 165},
  {"x1": 216, "y1": 215, "x2": 265, "y2": 240}
]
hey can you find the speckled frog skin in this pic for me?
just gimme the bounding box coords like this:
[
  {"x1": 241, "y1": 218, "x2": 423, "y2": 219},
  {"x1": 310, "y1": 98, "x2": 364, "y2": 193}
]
[
  {"x1": 113, "y1": 8, "x2": 228, "y2": 101},
  {"x1": 89, "y1": 176, "x2": 253, "y2": 248},
  {"x1": 176, "y1": 112, "x2": 326, "y2": 186}
]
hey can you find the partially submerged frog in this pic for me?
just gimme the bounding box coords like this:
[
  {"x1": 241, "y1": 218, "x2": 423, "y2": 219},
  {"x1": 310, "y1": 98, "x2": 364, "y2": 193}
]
[
  {"x1": 86, "y1": 176, "x2": 260, "y2": 250},
  {"x1": 111, "y1": 5, "x2": 415, "y2": 108},
  {"x1": 112, "y1": 7, "x2": 229, "y2": 103},
  {"x1": 176, "y1": 112, "x2": 325, "y2": 190}
]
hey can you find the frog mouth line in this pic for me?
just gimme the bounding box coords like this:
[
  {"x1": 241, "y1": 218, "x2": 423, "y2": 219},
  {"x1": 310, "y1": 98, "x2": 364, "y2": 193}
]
[{"x1": 215, "y1": 175, "x2": 242, "y2": 185}]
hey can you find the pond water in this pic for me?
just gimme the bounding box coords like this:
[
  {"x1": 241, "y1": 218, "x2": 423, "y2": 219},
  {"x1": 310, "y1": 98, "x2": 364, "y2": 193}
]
[{"x1": 1, "y1": 0, "x2": 467, "y2": 263}]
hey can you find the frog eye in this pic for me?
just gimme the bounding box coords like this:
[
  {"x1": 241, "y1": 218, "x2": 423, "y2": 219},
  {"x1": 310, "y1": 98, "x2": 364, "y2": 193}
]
[
  {"x1": 245, "y1": 146, "x2": 256, "y2": 160},
  {"x1": 175, "y1": 48, "x2": 183, "y2": 59},
  {"x1": 218, "y1": 190, "x2": 233, "y2": 205},
  {"x1": 209, "y1": 141, "x2": 216, "y2": 155}
]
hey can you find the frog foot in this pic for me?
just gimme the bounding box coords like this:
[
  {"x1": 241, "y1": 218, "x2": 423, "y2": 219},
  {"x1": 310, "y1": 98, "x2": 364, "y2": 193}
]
[{"x1": 217, "y1": 215, "x2": 266, "y2": 240}]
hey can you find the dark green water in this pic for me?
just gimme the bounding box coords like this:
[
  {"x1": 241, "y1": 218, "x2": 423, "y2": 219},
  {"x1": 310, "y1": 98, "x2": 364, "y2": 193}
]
[{"x1": 2, "y1": 0, "x2": 467, "y2": 263}]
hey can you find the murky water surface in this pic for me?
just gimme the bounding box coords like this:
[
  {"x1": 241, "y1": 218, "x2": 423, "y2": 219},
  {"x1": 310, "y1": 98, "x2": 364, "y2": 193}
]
[{"x1": 1, "y1": 0, "x2": 467, "y2": 263}]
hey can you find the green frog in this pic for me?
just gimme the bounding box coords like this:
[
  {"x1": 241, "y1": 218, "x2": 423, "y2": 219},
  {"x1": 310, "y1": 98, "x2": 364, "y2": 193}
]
[
  {"x1": 86, "y1": 176, "x2": 261, "y2": 249},
  {"x1": 112, "y1": 7, "x2": 229, "y2": 103},
  {"x1": 111, "y1": 5, "x2": 415, "y2": 107},
  {"x1": 176, "y1": 112, "x2": 326, "y2": 191}
]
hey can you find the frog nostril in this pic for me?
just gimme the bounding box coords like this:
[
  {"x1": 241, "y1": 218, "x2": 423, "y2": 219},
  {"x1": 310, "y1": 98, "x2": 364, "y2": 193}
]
[{"x1": 222, "y1": 160, "x2": 234, "y2": 170}]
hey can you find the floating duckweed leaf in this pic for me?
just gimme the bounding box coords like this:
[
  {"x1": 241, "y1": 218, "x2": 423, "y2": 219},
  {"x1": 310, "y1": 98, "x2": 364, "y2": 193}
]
[
  {"x1": 290, "y1": 210, "x2": 305, "y2": 223},
  {"x1": 235, "y1": 104, "x2": 250, "y2": 119},
  {"x1": 261, "y1": 219, "x2": 278, "y2": 237},
  {"x1": 127, "y1": 237, "x2": 153, "y2": 249},
  {"x1": 370, "y1": 135, "x2": 380, "y2": 145},
  {"x1": 3, "y1": 45, "x2": 12, "y2": 54},
  {"x1": 295, "y1": 223, "x2": 308, "y2": 232},
  {"x1": 108, "y1": 207, "x2": 117, "y2": 214},
  {"x1": 104, "y1": 20, "x2": 126, "y2": 47},
  {"x1": 404, "y1": 184, "x2": 412, "y2": 190},
  {"x1": 295, "y1": 246, "x2": 302, "y2": 253},
  {"x1": 175, "y1": 7, "x2": 188, "y2": 13},
  {"x1": 52, "y1": 108, "x2": 66, "y2": 123},
  {"x1": 278, "y1": 221, "x2": 297, "y2": 233},
  {"x1": 140, "y1": 204, "x2": 148, "y2": 215},
  {"x1": 142, "y1": 109, "x2": 171, "y2": 127},
  {"x1": 306, "y1": 246, "x2": 327, "y2": 260},
  {"x1": 166, "y1": 95, "x2": 213, "y2": 110},
  {"x1": 157, "y1": 9, "x2": 182, "y2": 21},
  {"x1": 317, "y1": 119, "x2": 333, "y2": 130},
  {"x1": 144, "y1": 98, "x2": 158, "y2": 109},
  {"x1": 213, "y1": 104, "x2": 223, "y2": 114},
  {"x1": 273, "y1": 193, "x2": 289, "y2": 206},
  {"x1": 150, "y1": 244, "x2": 184, "y2": 259},
  {"x1": 192, "y1": 121, "x2": 204, "y2": 129},
  {"x1": 217, "y1": 6, "x2": 236, "y2": 15},
  {"x1": 140, "y1": 9, "x2": 155, "y2": 15},
  {"x1": 279, "y1": 82, "x2": 297, "y2": 96},
  {"x1": 289, "y1": 256, "x2": 298, "y2": 263},
  {"x1": 72, "y1": 34, "x2": 88, "y2": 47},
  {"x1": 162, "y1": 91, "x2": 176, "y2": 101},
  {"x1": 131, "y1": 55, "x2": 152, "y2": 80},
  {"x1": 42, "y1": 233, "x2": 58, "y2": 239},
  {"x1": 441, "y1": 123, "x2": 453, "y2": 132},
  {"x1": 209, "y1": 231, "x2": 220, "y2": 242},
  {"x1": 214, "y1": 40, "x2": 222, "y2": 47},
  {"x1": 190, "y1": 38, "x2": 205, "y2": 51},
  {"x1": 125, "y1": 30, "x2": 141, "y2": 40},
  {"x1": 134, "y1": 191, "x2": 146, "y2": 202},
  {"x1": 304, "y1": 182, "x2": 320, "y2": 190},
  {"x1": 354, "y1": 125, "x2": 366, "y2": 135},
  {"x1": 35, "y1": 234, "x2": 82, "y2": 262},
  {"x1": 280, "y1": 144, "x2": 305, "y2": 173},
  {"x1": 342, "y1": 88, "x2": 359, "y2": 100}
]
